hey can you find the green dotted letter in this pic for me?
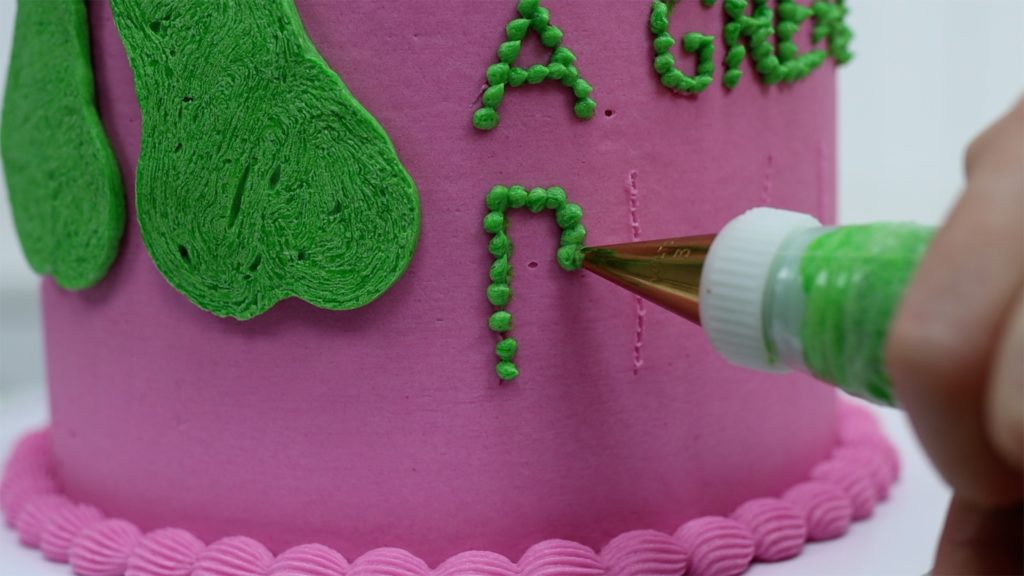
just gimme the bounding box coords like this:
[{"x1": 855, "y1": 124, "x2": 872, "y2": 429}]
[{"x1": 473, "y1": 0, "x2": 596, "y2": 131}]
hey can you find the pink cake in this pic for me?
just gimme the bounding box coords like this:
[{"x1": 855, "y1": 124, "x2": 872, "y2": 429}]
[{"x1": 2, "y1": 1, "x2": 898, "y2": 575}]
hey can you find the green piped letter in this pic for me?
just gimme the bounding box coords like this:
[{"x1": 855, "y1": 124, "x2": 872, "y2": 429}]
[
  {"x1": 483, "y1": 185, "x2": 586, "y2": 381},
  {"x1": 650, "y1": 0, "x2": 718, "y2": 94},
  {"x1": 722, "y1": 0, "x2": 852, "y2": 89},
  {"x1": 473, "y1": 0, "x2": 596, "y2": 131}
]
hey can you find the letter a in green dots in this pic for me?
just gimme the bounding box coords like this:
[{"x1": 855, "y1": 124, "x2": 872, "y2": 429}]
[
  {"x1": 473, "y1": 0, "x2": 597, "y2": 131},
  {"x1": 1, "y1": 0, "x2": 125, "y2": 290},
  {"x1": 111, "y1": 0, "x2": 421, "y2": 320}
]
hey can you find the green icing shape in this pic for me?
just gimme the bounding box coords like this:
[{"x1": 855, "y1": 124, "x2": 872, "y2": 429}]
[
  {"x1": 722, "y1": 0, "x2": 851, "y2": 89},
  {"x1": 800, "y1": 224, "x2": 933, "y2": 406},
  {"x1": 484, "y1": 185, "x2": 586, "y2": 380},
  {"x1": 649, "y1": 1, "x2": 717, "y2": 94},
  {"x1": 1, "y1": 0, "x2": 125, "y2": 290},
  {"x1": 811, "y1": 0, "x2": 853, "y2": 64},
  {"x1": 722, "y1": 0, "x2": 825, "y2": 87},
  {"x1": 110, "y1": 0, "x2": 420, "y2": 320},
  {"x1": 473, "y1": 0, "x2": 596, "y2": 132}
]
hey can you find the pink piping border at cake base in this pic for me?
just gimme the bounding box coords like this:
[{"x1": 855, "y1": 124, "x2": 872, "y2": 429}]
[{"x1": 1, "y1": 402, "x2": 898, "y2": 576}]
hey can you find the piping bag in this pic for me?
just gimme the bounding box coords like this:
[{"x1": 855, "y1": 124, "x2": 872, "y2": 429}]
[{"x1": 581, "y1": 207, "x2": 935, "y2": 407}]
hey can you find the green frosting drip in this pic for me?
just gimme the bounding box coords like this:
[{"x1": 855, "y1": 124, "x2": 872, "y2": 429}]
[
  {"x1": 110, "y1": 0, "x2": 420, "y2": 320},
  {"x1": 1, "y1": 0, "x2": 125, "y2": 290},
  {"x1": 649, "y1": 1, "x2": 717, "y2": 94},
  {"x1": 800, "y1": 224, "x2": 933, "y2": 405},
  {"x1": 473, "y1": 0, "x2": 596, "y2": 131},
  {"x1": 484, "y1": 185, "x2": 586, "y2": 380},
  {"x1": 722, "y1": 0, "x2": 852, "y2": 89}
]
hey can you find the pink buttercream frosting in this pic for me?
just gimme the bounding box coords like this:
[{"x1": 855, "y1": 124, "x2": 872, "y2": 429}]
[
  {"x1": 674, "y1": 516, "x2": 755, "y2": 576},
  {"x1": 125, "y1": 528, "x2": 206, "y2": 576},
  {"x1": 598, "y1": 530, "x2": 689, "y2": 576},
  {"x1": 834, "y1": 445, "x2": 893, "y2": 499},
  {"x1": 346, "y1": 548, "x2": 434, "y2": 576},
  {"x1": 40, "y1": 502, "x2": 106, "y2": 562},
  {"x1": 0, "y1": 429, "x2": 56, "y2": 524},
  {"x1": 15, "y1": 494, "x2": 70, "y2": 546},
  {"x1": 782, "y1": 481, "x2": 853, "y2": 541},
  {"x1": 193, "y1": 537, "x2": 275, "y2": 576},
  {"x1": 730, "y1": 498, "x2": 807, "y2": 562},
  {"x1": 516, "y1": 540, "x2": 605, "y2": 575},
  {"x1": 810, "y1": 459, "x2": 878, "y2": 520},
  {"x1": 1, "y1": 402, "x2": 897, "y2": 575},
  {"x1": 270, "y1": 544, "x2": 350, "y2": 576},
  {"x1": 433, "y1": 551, "x2": 518, "y2": 576},
  {"x1": 69, "y1": 519, "x2": 143, "y2": 576}
]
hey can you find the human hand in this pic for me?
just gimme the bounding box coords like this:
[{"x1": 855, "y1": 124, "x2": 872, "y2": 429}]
[{"x1": 887, "y1": 98, "x2": 1024, "y2": 575}]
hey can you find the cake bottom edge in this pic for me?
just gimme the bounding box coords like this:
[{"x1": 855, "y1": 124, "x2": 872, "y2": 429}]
[{"x1": 0, "y1": 401, "x2": 899, "y2": 576}]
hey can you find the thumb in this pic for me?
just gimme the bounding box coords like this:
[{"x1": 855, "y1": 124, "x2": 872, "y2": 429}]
[{"x1": 933, "y1": 495, "x2": 1023, "y2": 575}]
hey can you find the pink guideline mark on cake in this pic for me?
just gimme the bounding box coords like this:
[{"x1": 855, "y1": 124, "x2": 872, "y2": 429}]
[
  {"x1": 627, "y1": 170, "x2": 645, "y2": 375},
  {"x1": 761, "y1": 153, "x2": 774, "y2": 205},
  {"x1": 0, "y1": 402, "x2": 898, "y2": 576},
  {"x1": 816, "y1": 140, "x2": 832, "y2": 224}
]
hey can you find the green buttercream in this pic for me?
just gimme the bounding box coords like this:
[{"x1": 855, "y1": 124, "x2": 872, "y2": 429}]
[
  {"x1": 496, "y1": 338, "x2": 518, "y2": 361},
  {"x1": 508, "y1": 186, "x2": 529, "y2": 209},
  {"x1": 490, "y1": 257, "x2": 511, "y2": 283},
  {"x1": 487, "y1": 283, "x2": 511, "y2": 306},
  {"x1": 722, "y1": 0, "x2": 826, "y2": 87},
  {"x1": 526, "y1": 188, "x2": 548, "y2": 213},
  {"x1": 110, "y1": 0, "x2": 420, "y2": 320},
  {"x1": 483, "y1": 185, "x2": 586, "y2": 381},
  {"x1": 775, "y1": 0, "x2": 827, "y2": 81},
  {"x1": 649, "y1": 1, "x2": 717, "y2": 94},
  {"x1": 496, "y1": 361, "x2": 520, "y2": 380},
  {"x1": 1, "y1": 0, "x2": 125, "y2": 290},
  {"x1": 473, "y1": 0, "x2": 596, "y2": 131},
  {"x1": 484, "y1": 212, "x2": 506, "y2": 234},
  {"x1": 489, "y1": 311, "x2": 513, "y2": 332},
  {"x1": 813, "y1": 0, "x2": 854, "y2": 63},
  {"x1": 722, "y1": 0, "x2": 852, "y2": 89},
  {"x1": 799, "y1": 224, "x2": 933, "y2": 405}
]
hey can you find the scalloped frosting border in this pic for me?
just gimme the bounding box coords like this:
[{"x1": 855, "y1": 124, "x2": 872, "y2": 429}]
[{"x1": 1, "y1": 402, "x2": 898, "y2": 576}]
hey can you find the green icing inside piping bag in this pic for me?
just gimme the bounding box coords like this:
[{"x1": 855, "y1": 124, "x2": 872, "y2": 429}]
[{"x1": 799, "y1": 224, "x2": 933, "y2": 405}]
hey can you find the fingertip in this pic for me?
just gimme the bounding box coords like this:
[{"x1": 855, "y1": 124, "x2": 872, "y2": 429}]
[
  {"x1": 887, "y1": 285, "x2": 1022, "y2": 507},
  {"x1": 933, "y1": 496, "x2": 1024, "y2": 576},
  {"x1": 986, "y1": 293, "x2": 1024, "y2": 473}
]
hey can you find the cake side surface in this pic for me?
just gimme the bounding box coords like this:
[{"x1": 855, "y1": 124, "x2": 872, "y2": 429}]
[
  {"x1": 41, "y1": 0, "x2": 841, "y2": 565},
  {"x1": 2, "y1": 404, "x2": 900, "y2": 574}
]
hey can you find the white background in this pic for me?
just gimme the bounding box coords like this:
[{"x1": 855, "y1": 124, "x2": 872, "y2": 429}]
[{"x1": 0, "y1": 1, "x2": 1022, "y2": 575}]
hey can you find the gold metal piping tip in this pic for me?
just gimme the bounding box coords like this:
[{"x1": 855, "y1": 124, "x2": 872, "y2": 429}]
[{"x1": 581, "y1": 234, "x2": 715, "y2": 326}]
